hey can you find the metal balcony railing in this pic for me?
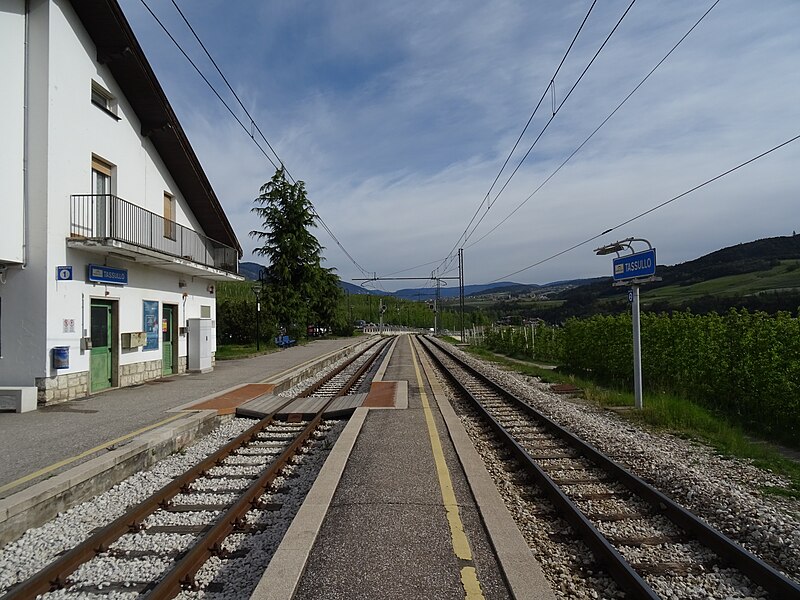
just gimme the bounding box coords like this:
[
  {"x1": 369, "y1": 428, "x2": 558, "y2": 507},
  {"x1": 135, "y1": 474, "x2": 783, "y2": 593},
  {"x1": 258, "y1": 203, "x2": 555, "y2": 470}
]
[{"x1": 70, "y1": 194, "x2": 238, "y2": 274}]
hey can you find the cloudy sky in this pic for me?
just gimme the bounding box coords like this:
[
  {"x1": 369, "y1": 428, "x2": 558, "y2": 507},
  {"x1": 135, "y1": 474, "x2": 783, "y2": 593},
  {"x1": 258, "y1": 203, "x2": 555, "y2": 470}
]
[{"x1": 118, "y1": 0, "x2": 800, "y2": 290}]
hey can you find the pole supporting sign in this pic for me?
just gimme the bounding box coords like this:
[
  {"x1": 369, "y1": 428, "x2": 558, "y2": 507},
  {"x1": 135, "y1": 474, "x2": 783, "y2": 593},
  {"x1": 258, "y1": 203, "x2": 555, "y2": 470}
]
[{"x1": 613, "y1": 248, "x2": 656, "y2": 281}]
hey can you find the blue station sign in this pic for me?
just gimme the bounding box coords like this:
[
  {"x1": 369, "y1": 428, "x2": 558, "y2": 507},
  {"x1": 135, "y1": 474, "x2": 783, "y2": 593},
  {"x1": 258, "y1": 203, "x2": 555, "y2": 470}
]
[
  {"x1": 613, "y1": 248, "x2": 656, "y2": 282},
  {"x1": 88, "y1": 264, "x2": 128, "y2": 285}
]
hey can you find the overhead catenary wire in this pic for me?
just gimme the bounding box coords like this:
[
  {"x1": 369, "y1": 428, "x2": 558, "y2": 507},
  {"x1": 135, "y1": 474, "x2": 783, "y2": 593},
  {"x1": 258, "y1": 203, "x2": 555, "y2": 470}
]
[
  {"x1": 467, "y1": 0, "x2": 720, "y2": 251},
  {"x1": 436, "y1": 0, "x2": 637, "y2": 278},
  {"x1": 138, "y1": 0, "x2": 371, "y2": 277},
  {"x1": 434, "y1": 0, "x2": 600, "y2": 276},
  {"x1": 490, "y1": 132, "x2": 800, "y2": 283},
  {"x1": 169, "y1": 0, "x2": 289, "y2": 180}
]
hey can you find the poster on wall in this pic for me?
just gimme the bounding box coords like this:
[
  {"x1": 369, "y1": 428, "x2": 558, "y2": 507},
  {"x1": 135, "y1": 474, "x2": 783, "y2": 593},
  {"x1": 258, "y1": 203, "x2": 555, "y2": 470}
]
[{"x1": 143, "y1": 300, "x2": 159, "y2": 350}]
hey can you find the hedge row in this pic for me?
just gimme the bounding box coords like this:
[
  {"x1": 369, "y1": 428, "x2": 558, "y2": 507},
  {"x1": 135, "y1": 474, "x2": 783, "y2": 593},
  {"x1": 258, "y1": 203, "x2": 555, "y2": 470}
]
[{"x1": 482, "y1": 309, "x2": 800, "y2": 444}]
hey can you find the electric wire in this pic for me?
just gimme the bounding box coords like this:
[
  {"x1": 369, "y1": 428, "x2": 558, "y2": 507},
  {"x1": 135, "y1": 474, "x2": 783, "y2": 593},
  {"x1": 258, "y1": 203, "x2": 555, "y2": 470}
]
[
  {"x1": 437, "y1": 0, "x2": 637, "y2": 278},
  {"x1": 139, "y1": 0, "x2": 371, "y2": 277},
  {"x1": 467, "y1": 0, "x2": 720, "y2": 251},
  {"x1": 169, "y1": 0, "x2": 288, "y2": 179},
  {"x1": 490, "y1": 132, "x2": 800, "y2": 282},
  {"x1": 434, "y1": 0, "x2": 600, "y2": 275}
]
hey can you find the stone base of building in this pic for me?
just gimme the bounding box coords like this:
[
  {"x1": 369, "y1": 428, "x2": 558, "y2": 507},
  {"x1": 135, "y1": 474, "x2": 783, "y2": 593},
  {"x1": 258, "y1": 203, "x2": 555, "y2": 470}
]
[
  {"x1": 119, "y1": 359, "x2": 163, "y2": 388},
  {"x1": 35, "y1": 372, "x2": 89, "y2": 405},
  {"x1": 35, "y1": 356, "x2": 193, "y2": 405}
]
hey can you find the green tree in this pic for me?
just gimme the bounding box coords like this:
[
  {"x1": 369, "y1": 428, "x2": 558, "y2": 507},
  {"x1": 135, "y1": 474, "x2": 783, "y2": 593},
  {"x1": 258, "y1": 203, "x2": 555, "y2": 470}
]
[{"x1": 250, "y1": 167, "x2": 341, "y2": 339}]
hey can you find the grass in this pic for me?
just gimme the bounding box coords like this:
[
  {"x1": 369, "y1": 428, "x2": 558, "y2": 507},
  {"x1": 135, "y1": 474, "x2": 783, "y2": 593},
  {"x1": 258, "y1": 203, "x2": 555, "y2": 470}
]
[
  {"x1": 215, "y1": 343, "x2": 278, "y2": 360},
  {"x1": 461, "y1": 344, "x2": 800, "y2": 499}
]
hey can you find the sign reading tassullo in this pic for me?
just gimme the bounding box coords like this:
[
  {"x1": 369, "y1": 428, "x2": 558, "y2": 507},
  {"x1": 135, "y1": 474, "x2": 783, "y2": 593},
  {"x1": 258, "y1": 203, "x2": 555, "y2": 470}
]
[
  {"x1": 88, "y1": 264, "x2": 128, "y2": 285},
  {"x1": 612, "y1": 248, "x2": 656, "y2": 282}
]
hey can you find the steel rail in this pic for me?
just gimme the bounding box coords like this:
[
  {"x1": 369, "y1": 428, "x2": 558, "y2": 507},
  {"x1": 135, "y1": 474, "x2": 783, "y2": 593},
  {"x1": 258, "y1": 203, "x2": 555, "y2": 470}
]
[
  {"x1": 418, "y1": 336, "x2": 800, "y2": 599},
  {"x1": 415, "y1": 336, "x2": 659, "y2": 599},
  {"x1": 1, "y1": 339, "x2": 386, "y2": 600},
  {"x1": 146, "y1": 337, "x2": 389, "y2": 596}
]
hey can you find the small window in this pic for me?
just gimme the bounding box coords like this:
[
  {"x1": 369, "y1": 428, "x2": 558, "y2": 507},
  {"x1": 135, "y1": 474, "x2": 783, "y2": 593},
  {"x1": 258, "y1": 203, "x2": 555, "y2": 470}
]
[
  {"x1": 163, "y1": 192, "x2": 176, "y2": 240},
  {"x1": 200, "y1": 305, "x2": 211, "y2": 319},
  {"x1": 91, "y1": 81, "x2": 119, "y2": 119}
]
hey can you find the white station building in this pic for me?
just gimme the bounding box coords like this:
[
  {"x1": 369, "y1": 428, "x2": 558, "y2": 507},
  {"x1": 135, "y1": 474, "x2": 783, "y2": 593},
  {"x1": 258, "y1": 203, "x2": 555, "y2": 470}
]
[{"x1": 0, "y1": 0, "x2": 243, "y2": 408}]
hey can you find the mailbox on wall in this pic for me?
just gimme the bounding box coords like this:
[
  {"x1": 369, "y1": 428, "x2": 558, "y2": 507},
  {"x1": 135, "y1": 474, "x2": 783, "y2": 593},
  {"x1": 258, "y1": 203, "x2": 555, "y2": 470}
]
[{"x1": 121, "y1": 331, "x2": 147, "y2": 349}]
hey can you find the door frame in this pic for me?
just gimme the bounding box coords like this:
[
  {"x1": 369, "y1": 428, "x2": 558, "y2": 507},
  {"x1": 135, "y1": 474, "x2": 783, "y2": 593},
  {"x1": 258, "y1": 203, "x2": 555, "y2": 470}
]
[
  {"x1": 162, "y1": 303, "x2": 179, "y2": 375},
  {"x1": 89, "y1": 298, "x2": 119, "y2": 392}
]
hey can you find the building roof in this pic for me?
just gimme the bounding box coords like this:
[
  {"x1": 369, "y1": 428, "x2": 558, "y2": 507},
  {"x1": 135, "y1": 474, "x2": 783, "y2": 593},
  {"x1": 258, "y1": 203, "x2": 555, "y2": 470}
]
[{"x1": 70, "y1": 0, "x2": 242, "y2": 257}]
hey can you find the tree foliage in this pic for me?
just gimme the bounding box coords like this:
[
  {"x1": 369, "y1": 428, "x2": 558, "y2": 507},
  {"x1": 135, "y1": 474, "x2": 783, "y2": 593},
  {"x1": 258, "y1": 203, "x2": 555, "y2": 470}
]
[
  {"x1": 249, "y1": 167, "x2": 342, "y2": 339},
  {"x1": 483, "y1": 310, "x2": 800, "y2": 446}
]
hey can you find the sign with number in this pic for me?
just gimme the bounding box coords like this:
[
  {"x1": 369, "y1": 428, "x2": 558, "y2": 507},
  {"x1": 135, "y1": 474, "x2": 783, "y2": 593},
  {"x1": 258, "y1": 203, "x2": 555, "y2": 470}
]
[{"x1": 56, "y1": 266, "x2": 73, "y2": 281}]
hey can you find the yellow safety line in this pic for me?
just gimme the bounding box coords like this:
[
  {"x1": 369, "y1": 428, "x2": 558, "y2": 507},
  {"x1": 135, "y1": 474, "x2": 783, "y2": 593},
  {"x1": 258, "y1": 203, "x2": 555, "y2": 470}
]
[
  {"x1": 409, "y1": 337, "x2": 485, "y2": 600},
  {"x1": 0, "y1": 412, "x2": 186, "y2": 495}
]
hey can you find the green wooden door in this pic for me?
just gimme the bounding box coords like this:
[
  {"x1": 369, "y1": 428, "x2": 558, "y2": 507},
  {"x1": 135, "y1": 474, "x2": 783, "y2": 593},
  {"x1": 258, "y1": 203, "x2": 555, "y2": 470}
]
[
  {"x1": 162, "y1": 305, "x2": 174, "y2": 375},
  {"x1": 90, "y1": 302, "x2": 112, "y2": 392}
]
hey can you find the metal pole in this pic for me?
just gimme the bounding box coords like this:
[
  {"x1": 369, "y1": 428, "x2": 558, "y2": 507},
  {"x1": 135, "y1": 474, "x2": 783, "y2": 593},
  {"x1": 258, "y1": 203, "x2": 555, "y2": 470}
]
[
  {"x1": 434, "y1": 278, "x2": 440, "y2": 334},
  {"x1": 631, "y1": 285, "x2": 643, "y2": 409},
  {"x1": 255, "y1": 294, "x2": 260, "y2": 352},
  {"x1": 459, "y1": 248, "x2": 465, "y2": 342}
]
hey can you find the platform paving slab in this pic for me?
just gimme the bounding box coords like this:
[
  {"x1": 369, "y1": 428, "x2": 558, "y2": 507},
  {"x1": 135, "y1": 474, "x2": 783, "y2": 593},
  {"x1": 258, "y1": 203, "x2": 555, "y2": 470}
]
[{"x1": 286, "y1": 335, "x2": 513, "y2": 600}]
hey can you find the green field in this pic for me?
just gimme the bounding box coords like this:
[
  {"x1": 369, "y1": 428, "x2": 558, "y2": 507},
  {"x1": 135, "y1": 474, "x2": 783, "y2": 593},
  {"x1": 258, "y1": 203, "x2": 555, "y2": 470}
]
[{"x1": 643, "y1": 260, "x2": 800, "y2": 305}]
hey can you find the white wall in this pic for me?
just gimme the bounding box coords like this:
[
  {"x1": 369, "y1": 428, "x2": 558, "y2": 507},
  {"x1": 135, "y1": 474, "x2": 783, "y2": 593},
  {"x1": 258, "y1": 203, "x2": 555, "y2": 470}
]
[
  {"x1": 0, "y1": 1, "x2": 27, "y2": 265},
  {"x1": 0, "y1": 0, "x2": 223, "y2": 389},
  {"x1": 50, "y1": 249, "x2": 216, "y2": 378}
]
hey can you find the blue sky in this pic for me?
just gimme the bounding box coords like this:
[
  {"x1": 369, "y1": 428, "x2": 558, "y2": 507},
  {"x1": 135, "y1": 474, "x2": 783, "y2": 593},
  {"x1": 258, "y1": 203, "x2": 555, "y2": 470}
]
[{"x1": 118, "y1": 0, "x2": 800, "y2": 290}]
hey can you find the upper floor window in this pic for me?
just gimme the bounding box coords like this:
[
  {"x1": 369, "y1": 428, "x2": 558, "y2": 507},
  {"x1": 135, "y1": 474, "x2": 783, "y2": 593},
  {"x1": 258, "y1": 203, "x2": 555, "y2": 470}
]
[
  {"x1": 91, "y1": 81, "x2": 120, "y2": 120},
  {"x1": 164, "y1": 192, "x2": 176, "y2": 240}
]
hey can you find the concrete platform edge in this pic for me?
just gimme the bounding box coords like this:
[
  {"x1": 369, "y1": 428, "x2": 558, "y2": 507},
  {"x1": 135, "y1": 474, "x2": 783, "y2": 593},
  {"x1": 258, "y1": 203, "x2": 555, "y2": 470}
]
[
  {"x1": 372, "y1": 335, "x2": 398, "y2": 382},
  {"x1": 249, "y1": 406, "x2": 369, "y2": 600},
  {"x1": 260, "y1": 339, "x2": 368, "y2": 392},
  {"x1": 418, "y1": 344, "x2": 557, "y2": 600},
  {"x1": 0, "y1": 339, "x2": 365, "y2": 548},
  {"x1": 0, "y1": 410, "x2": 221, "y2": 548}
]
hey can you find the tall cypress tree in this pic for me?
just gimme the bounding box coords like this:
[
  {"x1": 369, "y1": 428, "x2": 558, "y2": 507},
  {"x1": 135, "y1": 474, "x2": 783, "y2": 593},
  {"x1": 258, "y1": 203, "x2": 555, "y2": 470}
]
[{"x1": 250, "y1": 167, "x2": 334, "y2": 338}]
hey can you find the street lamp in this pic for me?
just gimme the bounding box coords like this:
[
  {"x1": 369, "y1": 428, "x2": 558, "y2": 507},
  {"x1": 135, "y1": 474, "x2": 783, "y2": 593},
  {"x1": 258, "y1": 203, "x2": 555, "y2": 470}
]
[{"x1": 251, "y1": 283, "x2": 262, "y2": 352}]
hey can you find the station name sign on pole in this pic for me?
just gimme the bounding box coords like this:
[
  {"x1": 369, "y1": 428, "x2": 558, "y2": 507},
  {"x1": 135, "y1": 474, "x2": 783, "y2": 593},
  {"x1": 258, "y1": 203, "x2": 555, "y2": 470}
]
[
  {"x1": 594, "y1": 238, "x2": 660, "y2": 410},
  {"x1": 613, "y1": 248, "x2": 656, "y2": 282}
]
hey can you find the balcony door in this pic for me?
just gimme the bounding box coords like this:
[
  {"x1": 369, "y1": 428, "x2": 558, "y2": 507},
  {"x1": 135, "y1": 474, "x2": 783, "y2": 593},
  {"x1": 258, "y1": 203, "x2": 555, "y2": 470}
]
[{"x1": 91, "y1": 156, "x2": 113, "y2": 237}]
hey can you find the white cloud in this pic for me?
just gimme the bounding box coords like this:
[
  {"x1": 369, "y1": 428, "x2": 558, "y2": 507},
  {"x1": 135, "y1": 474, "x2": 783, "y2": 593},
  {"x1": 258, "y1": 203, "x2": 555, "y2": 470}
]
[{"x1": 119, "y1": 0, "x2": 800, "y2": 289}]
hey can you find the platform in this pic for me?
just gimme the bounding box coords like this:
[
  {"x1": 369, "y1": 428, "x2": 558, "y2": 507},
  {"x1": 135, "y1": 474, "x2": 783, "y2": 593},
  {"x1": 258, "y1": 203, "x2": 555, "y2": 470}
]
[{"x1": 251, "y1": 334, "x2": 555, "y2": 600}]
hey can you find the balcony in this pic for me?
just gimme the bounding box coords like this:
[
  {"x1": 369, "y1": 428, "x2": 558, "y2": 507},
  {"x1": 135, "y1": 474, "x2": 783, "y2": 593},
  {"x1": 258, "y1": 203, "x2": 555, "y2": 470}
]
[{"x1": 69, "y1": 194, "x2": 241, "y2": 280}]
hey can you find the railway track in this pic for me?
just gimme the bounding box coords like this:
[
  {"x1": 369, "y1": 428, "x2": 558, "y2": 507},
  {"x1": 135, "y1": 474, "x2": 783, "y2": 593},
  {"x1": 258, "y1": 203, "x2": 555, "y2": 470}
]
[
  {"x1": 2, "y1": 338, "x2": 389, "y2": 599},
  {"x1": 417, "y1": 335, "x2": 800, "y2": 599}
]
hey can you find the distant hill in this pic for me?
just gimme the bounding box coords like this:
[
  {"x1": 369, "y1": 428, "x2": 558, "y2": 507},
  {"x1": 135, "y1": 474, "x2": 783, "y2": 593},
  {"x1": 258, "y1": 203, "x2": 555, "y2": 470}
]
[
  {"x1": 239, "y1": 235, "x2": 800, "y2": 319},
  {"x1": 539, "y1": 234, "x2": 800, "y2": 320},
  {"x1": 238, "y1": 261, "x2": 265, "y2": 281}
]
